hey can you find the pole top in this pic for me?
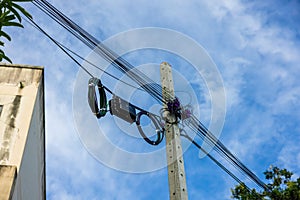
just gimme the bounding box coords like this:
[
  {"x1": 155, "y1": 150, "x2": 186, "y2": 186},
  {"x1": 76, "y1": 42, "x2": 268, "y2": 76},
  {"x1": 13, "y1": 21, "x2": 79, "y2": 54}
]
[{"x1": 161, "y1": 62, "x2": 172, "y2": 67}]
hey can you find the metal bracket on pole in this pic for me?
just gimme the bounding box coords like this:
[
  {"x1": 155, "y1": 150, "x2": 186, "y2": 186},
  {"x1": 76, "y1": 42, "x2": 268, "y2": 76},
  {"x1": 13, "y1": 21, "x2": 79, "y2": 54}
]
[{"x1": 160, "y1": 62, "x2": 188, "y2": 200}]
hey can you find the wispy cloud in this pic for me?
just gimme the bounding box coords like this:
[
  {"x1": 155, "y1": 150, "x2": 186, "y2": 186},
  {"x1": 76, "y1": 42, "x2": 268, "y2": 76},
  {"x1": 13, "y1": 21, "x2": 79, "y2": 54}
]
[{"x1": 3, "y1": 0, "x2": 300, "y2": 199}]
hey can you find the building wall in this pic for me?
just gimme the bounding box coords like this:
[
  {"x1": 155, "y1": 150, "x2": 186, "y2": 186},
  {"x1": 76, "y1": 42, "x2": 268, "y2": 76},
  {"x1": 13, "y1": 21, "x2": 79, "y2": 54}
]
[
  {"x1": 0, "y1": 165, "x2": 17, "y2": 200},
  {"x1": 0, "y1": 64, "x2": 45, "y2": 200}
]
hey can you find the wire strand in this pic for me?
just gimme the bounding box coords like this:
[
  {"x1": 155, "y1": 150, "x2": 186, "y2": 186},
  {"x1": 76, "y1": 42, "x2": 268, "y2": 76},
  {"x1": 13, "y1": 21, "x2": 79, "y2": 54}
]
[{"x1": 30, "y1": 0, "x2": 268, "y2": 191}]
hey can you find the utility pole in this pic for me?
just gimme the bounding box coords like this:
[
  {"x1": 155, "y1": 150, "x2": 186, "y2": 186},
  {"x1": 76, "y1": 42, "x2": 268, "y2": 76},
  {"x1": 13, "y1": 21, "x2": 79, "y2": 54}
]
[{"x1": 160, "y1": 62, "x2": 188, "y2": 200}]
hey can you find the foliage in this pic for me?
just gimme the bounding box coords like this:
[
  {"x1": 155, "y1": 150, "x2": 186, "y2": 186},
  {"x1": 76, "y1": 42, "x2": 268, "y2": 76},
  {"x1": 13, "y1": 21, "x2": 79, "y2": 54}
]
[
  {"x1": 0, "y1": 0, "x2": 32, "y2": 63},
  {"x1": 231, "y1": 166, "x2": 300, "y2": 200}
]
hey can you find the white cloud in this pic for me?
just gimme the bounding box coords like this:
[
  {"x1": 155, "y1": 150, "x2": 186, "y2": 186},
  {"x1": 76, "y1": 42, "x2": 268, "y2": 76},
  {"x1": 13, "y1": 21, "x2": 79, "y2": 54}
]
[
  {"x1": 2, "y1": 0, "x2": 300, "y2": 199},
  {"x1": 278, "y1": 143, "x2": 300, "y2": 178}
]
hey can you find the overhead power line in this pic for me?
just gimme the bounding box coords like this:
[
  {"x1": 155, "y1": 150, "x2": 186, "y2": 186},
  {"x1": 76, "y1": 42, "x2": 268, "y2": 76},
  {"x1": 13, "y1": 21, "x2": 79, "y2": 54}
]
[
  {"x1": 186, "y1": 116, "x2": 269, "y2": 190},
  {"x1": 28, "y1": 0, "x2": 269, "y2": 192},
  {"x1": 24, "y1": 17, "x2": 146, "y2": 92},
  {"x1": 180, "y1": 133, "x2": 249, "y2": 190},
  {"x1": 33, "y1": 0, "x2": 166, "y2": 104}
]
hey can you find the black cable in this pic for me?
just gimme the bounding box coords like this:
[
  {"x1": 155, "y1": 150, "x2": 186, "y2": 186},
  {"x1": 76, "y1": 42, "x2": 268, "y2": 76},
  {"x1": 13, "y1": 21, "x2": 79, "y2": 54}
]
[
  {"x1": 24, "y1": 16, "x2": 147, "y2": 92},
  {"x1": 187, "y1": 115, "x2": 269, "y2": 191},
  {"x1": 136, "y1": 111, "x2": 164, "y2": 145},
  {"x1": 25, "y1": 14, "x2": 93, "y2": 77},
  {"x1": 180, "y1": 133, "x2": 250, "y2": 191},
  {"x1": 30, "y1": 0, "x2": 269, "y2": 191},
  {"x1": 24, "y1": 16, "x2": 163, "y2": 121},
  {"x1": 32, "y1": 0, "x2": 166, "y2": 104},
  {"x1": 181, "y1": 132, "x2": 268, "y2": 200}
]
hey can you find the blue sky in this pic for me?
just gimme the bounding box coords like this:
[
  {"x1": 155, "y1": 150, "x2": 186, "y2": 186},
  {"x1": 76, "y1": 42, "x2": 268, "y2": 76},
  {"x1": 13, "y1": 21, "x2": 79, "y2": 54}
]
[{"x1": 3, "y1": 0, "x2": 300, "y2": 199}]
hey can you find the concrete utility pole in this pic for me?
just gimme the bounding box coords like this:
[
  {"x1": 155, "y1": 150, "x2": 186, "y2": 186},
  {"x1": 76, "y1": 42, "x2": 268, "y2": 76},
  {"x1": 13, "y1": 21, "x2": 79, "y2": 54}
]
[{"x1": 160, "y1": 62, "x2": 188, "y2": 200}]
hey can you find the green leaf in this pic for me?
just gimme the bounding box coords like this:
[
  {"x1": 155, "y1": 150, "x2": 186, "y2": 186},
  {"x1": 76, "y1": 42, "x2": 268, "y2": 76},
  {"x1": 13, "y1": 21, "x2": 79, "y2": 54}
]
[
  {"x1": 2, "y1": 21, "x2": 24, "y2": 28},
  {"x1": 11, "y1": 0, "x2": 33, "y2": 2},
  {"x1": 11, "y1": 2, "x2": 32, "y2": 19},
  {"x1": 0, "y1": 11, "x2": 11, "y2": 20},
  {"x1": 6, "y1": 4, "x2": 22, "y2": 22},
  {"x1": 0, "y1": 30, "x2": 11, "y2": 41},
  {"x1": 0, "y1": 1, "x2": 9, "y2": 8},
  {"x1": 1, "y1": 14, "x2": 16, "y2": 22},
  {"x1": 0, "y1": 50, "x2": 12, "y2": 63}
]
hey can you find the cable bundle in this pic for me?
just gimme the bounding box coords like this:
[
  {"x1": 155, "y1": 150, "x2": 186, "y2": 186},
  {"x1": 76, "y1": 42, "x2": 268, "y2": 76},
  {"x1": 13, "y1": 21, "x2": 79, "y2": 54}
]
[
  {"x1": 33, "y1": 0, "x2": 166, "y2": 104},
  {"x1": 27, "y1": 0, "x2": 269, "y2": 191},
  {"x1": 184, "y1": 115, "x2": 269, "y2": 190}
]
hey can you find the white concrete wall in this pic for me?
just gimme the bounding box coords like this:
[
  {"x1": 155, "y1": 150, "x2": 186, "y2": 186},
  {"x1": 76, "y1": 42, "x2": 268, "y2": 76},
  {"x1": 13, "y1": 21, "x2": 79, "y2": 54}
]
[{"x1": 0, "y1": 64, "x2": 45, "y2": 200}]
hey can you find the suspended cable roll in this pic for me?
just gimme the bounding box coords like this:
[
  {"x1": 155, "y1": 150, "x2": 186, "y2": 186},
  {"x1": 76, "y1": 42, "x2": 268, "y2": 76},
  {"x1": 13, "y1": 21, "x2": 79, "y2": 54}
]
[
  {"x1": 88, "y1": 78, "x2": 107, "y2": 118},
  {"x1": 136, "y1": 111, "x2": 164, "y2": 145}
]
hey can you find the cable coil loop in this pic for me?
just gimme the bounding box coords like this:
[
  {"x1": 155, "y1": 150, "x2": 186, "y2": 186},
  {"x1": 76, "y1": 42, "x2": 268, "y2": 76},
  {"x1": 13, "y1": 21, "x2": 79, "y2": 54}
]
[
  {"x1": 136, "y1": 111, "x2": 164, "y2": 145},
  {"x1": 88, "y1": 77, "x2": 107, "y2": 118}
]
